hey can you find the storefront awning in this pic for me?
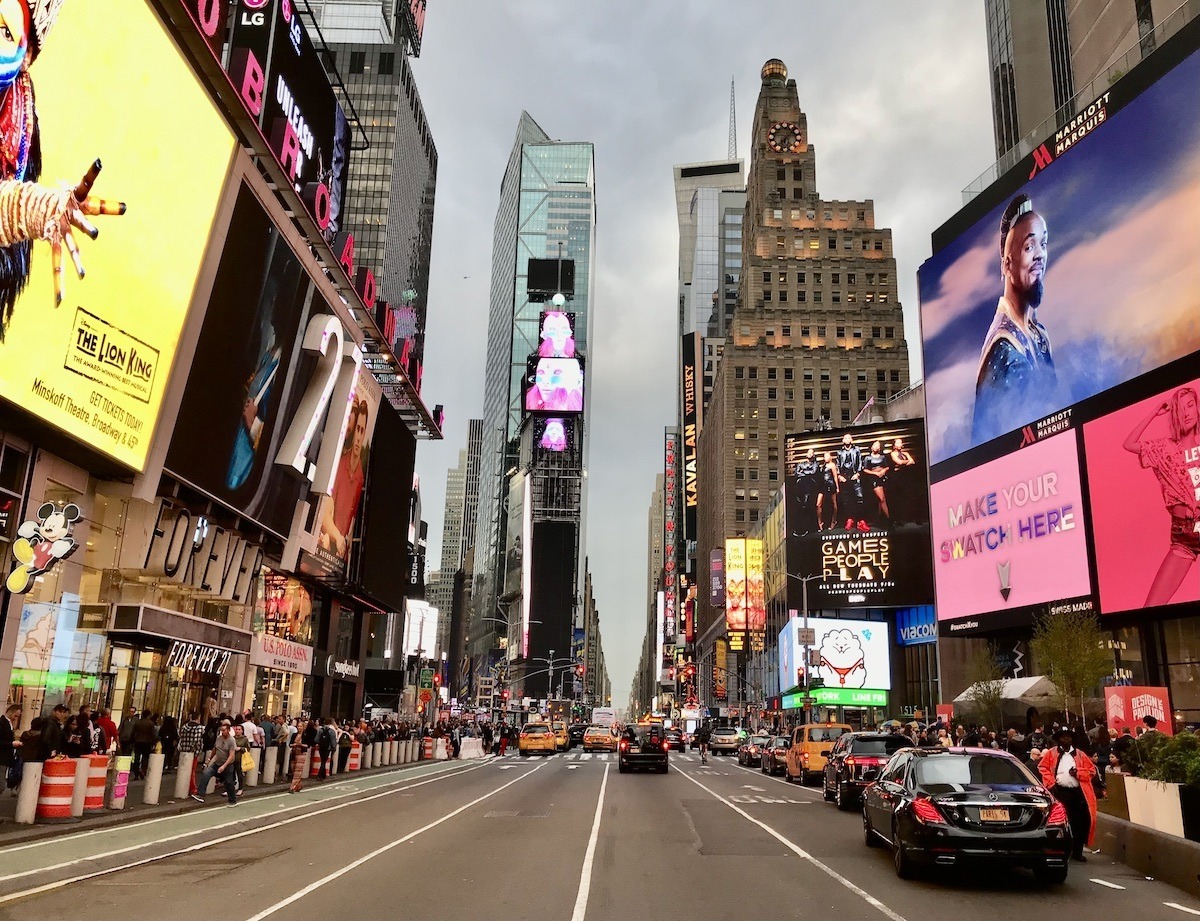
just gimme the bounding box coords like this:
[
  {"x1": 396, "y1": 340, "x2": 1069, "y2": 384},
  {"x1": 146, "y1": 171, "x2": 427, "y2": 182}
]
[{"x1": 108, "y1": 604, "x2": 252, "y2": 654}]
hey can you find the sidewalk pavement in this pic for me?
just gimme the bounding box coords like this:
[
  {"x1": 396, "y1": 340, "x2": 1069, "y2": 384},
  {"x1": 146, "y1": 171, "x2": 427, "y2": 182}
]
[{"x1": 0, "y1": 750, "x2": 435, "y2": 847}]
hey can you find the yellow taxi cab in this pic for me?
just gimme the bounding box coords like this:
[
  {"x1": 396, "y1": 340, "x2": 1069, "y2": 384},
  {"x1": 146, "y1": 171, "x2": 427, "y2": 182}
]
[
  {"x1": 785, "y1": 722, "x2": 851, "y2": 785},
  {"x1": 582, "y1": 725, "x2": 617, "y2": 753},
  {"x1": 552, "y1": 721, "x2": 570, "y2": 751},
  {"x1": 518, "y1": 722, "x2": 557, "y2": 756}
]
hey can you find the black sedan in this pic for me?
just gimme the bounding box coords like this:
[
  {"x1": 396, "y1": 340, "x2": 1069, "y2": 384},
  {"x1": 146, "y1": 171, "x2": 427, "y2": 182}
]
[
  {"x1": 665, "y1": 728, "x2": 686, "y2": 752},
  {"x1": 861, "y1": 747, "x2": 1071, "y2": 884},
  {"x1": 567, "y1": 724, "x2": 588, "y2": 748},
  {"x1": 618, "y1": 725, "x2": 669, "y2": 774},
  {"x1": 823, "y1": 732, "x2": 911, "y2": 810},
  {"x1": 760, "y1": 736, "x2": 790, "y2": 776},
  {"x1": 738, "y1": 734, "x2": 771, "y2": 767}
]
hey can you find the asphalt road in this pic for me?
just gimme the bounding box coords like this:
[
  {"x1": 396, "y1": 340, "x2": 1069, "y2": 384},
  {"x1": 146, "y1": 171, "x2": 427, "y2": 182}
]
[{"x1": 2, "y1": 751, "x2": 1198, "y2": 921}]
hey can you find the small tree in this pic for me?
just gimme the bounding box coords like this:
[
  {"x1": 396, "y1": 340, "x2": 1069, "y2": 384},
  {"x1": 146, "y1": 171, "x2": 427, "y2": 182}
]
[
  {"x1": 1030, "y1": 609, "x2": 1113, "y2": 722},
  {"x1": 964, "y1": 646, "x2": 1006, "y2": 731}
]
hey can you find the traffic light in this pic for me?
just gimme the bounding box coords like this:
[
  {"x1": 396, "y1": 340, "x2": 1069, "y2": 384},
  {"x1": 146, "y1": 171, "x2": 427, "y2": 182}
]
[
  {"x1": 433, "y1": 673, "x2": 442, "y2": 688},
  {"x1": 501, "y1": 689, "x2": 510, "y2": 701}
]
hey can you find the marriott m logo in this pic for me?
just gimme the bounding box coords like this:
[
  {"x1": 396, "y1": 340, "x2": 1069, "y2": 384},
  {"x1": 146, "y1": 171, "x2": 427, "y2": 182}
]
[
  {"x1": 1028, "y1": 143, "x2": 1054, "y2": 180},
  {"x1": 1019, "y1": 425, "x2": 1037, "y2": 448}
]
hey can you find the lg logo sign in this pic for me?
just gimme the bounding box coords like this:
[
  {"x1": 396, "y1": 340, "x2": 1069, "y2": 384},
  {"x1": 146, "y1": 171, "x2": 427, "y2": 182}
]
[{"x1": 242, "y1": 0, "x2": 269, "y2": 26}]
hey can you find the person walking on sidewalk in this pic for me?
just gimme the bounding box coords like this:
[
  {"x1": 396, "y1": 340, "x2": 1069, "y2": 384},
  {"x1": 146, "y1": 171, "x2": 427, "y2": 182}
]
[
  {"x1": 290, "y1": 719, "x2": 315, "y2": 793},
  {"x1": 179, "y1": 711, "x2": 205, "y2": 797},
  {"x1": 130, "y1": 710, "x2": 157, "y2": 780},
  {"x1": 159, "y1": 715, "x2": 179, "y2": 771},
  {"x1": 316, "y1": 718, "x2": 336, "y2": 781},
  {"x1": 193, "y1": 720, "x2": 239, "y2": 806},
  {"x1": 231, "y1": 724, "x2": 250, "y2": 797},
  {"x1": 96, "y1": 709, "x2": 118, "y2": 754},
  {"x1": 1039, "y1": 726, "x2": 1098, "y2": 862},
  {"x1": 2, "y1": 703, "x2": 21, "y2": 794}
]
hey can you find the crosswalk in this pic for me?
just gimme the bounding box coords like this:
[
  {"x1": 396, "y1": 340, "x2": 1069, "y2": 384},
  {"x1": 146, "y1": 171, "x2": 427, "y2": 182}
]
[{"x1": 505, "y1": 752, "x2": 713, "y2": 763}]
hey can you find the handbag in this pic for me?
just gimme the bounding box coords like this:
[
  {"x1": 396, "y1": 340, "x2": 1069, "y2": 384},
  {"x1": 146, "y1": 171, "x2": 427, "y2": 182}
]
[{"x1": 240, "y1": 750, "x2": 255, "y2": 772}]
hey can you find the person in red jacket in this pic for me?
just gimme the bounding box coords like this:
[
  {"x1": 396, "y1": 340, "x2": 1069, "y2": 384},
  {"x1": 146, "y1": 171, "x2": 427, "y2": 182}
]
[{"x1": 1038, "y1": 726, "x2": 1097, "y2": 861}]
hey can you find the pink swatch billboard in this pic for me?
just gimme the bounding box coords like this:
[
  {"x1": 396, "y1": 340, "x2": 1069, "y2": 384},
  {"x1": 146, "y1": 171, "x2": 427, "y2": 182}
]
[
  {"x1": 1083, "y1": 379, "x2": 1200, "y2": 615},
  {"x1": 931, "y1": 432, "x2": 1092, "y2": 631}
]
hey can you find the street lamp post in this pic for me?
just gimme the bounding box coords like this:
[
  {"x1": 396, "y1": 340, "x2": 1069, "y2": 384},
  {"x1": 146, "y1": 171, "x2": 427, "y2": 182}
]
[{"x1": 786, "y1": 571, "x2": 827, "y2": 724}]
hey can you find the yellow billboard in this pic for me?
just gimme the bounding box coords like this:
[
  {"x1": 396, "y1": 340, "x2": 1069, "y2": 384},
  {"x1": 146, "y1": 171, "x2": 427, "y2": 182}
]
[
  {"x1": 0, "y1": 1, "x2": 235, "y2": 470},
  {"x1": 725, "y1": 537, "x2": 746, "y2": 650}
]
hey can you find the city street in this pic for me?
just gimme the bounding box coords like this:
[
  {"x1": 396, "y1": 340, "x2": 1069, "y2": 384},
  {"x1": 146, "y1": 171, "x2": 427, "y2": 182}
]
[{"x1": 1, "y1": 754, "x2": 1198, "y2": 921}]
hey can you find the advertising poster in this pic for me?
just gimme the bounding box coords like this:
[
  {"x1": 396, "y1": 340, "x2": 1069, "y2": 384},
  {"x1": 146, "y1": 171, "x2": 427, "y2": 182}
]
[
  {"x1": 226, "y1": 0, "x2": 350, "y2": 244},
  {"x1": 681, "y1": 332, "x2": 702, "y2": 542},
  {"x1": 306, "y1": 365, "x2": 383, "y2": 576},
  {"x1": 918, "y1": 48, "x2": 1200, "y2": 467},
  {"x1": 165, "y1": 185, "x2": 318, "y2": 537},
  {"x1": 537, "y1": 311, "x2": 576, "y2": 357},
  {"x1": 930, "y1": 431, "x2": 1092, "y2": 630},
  {"x1": 778, "y1": 617, "x2": 891, "y2": 707},
  {"x1": 714, "y1": 638, "x2": 727, "y2": 701},
  {"x1": 745, "y1": 539, "x2": 766, "y2": 651},
  {"x1": 533, "y1": 417, "x2": 572, "y2": 453},
  {"x1": 663, "y1": 430, "x2": 678, "y2": 652},
  {"x1": 1084, "y1": 378, "x2": 1200, "y2": 614},
  {"x1": 0, "y1": 3, "x2": 235, "y2": 470},
  {"x1": 784, "y1": 420, "x2": 933, "y2": 608},
  {"x1": 724, "y1": 538, "x2": 746, "y2": 651},
  {"x1": 709, "y1": 549, "x2": 724, "y2": 607},
  {"x1": 1105, "y1": 686, "x2": 1174, "y2": 736},
  {"x1": 253, "y1": 571, "x2": 313, "y2": 645}
]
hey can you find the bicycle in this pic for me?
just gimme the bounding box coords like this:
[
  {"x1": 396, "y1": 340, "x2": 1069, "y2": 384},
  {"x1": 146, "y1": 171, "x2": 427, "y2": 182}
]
[{"x1": 699, "y1": 740, "x2": 709, "y2": 764}]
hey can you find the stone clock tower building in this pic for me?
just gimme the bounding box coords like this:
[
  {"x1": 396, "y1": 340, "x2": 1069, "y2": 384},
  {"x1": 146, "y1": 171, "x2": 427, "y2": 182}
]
[{"x1": 694, "y1": 59, "x2": 911, "y2": 662}]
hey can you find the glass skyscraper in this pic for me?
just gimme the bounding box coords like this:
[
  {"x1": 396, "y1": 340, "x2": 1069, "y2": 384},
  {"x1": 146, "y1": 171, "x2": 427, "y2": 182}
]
[{"x1": 470, "y1": 113, "x2": 596, "y2": 674}]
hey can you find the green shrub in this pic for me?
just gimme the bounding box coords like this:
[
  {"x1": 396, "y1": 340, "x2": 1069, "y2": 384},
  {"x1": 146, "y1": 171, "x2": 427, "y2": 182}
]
[{"x1": 1139, "y1": 732, "x2": 1200, "y2": 786}]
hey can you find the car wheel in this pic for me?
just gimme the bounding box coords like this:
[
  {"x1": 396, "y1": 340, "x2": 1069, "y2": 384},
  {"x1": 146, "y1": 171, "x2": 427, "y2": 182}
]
[
  {"x1": 836, "y1": 782, "x2": 852, "y2": 811},
  {"x1": 1033, "y1": 864, "x2": 1068, "y2": 885},
  {"x1": 863, "y1": 808, "x2": 879, "y2": 848},
  {"x1": 618, "y1": 762, "x2": 627, "y2": 773},
  {"x1": 520, "y1": 751, "x2": 529, "y2": 757},
  {"x1": 800, "y1": 768, "x2": 809, "y2": 786},
  {"x1": 822, "y1": 776, "x2": 834, "y2": 801},
  {"x1": 660, "y1": 763, "x2": 669, "y2": 774},
  {"x1": 893, "y1": 825, "x2": 915, "y2": 880}
]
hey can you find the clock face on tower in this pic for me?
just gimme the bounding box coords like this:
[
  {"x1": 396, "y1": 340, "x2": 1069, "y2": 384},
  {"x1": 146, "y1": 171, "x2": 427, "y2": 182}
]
[{"x1": 767, "y1": 122, "x2": 802, "y2": 153}]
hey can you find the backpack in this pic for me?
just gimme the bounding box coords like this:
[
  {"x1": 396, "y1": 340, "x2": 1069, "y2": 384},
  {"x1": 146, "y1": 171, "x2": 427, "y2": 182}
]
[{"x1": 318, "y1": 726, "x2": 336, "y2": 752}]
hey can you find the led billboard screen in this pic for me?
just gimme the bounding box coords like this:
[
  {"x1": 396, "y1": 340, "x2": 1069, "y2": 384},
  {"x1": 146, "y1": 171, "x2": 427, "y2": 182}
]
[
  {"x1": 537, "y1": 311, "x2": 576, "y2": 358},
  {"x1": 524, "y1": 356, "x2": 584, "y2": 413},
  {"x1": 778, "y1": 616, "x2": 892, "y2": 705},
  {"x1": 725, "y1": 538, "x2": 746, "y2": 651},
  {"x1": 784, "y1": 421, "x2": 933, "y2": 609},
  {"x1": 227, "y1": 0, "x2": 350, "y2": 244},
  {"x1": 533, "y1": 417, "x2": 572, "y2": 453},
  {"x1": 930, "y1": 431, "x2": 1092, "y2": 633},
  {"x1": 918, "y1": 47, "x2": 1200, "y2": 469},
  {"x1": 1083, "y1": 377, "x2": 1199, "y2": 615},
  {"x1": 0, "y1": 2, "x2": 235, "y2": 470}
]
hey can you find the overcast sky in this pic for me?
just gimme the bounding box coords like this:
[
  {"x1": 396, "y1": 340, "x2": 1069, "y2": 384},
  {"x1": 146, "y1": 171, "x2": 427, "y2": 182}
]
[{"x1": 408, "y1": 1, "x2": 996, "y2": 710}]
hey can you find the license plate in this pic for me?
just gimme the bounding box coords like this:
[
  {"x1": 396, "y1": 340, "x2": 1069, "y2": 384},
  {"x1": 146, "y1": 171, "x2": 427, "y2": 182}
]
[{"x1": 979, "y1": 807, "x2": 1010, "y2": 822}]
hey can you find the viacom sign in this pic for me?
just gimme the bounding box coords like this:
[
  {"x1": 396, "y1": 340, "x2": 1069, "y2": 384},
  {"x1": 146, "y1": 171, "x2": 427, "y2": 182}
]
[{"x1": 895, "y1": 606, "x2": 937, "y2": 647}]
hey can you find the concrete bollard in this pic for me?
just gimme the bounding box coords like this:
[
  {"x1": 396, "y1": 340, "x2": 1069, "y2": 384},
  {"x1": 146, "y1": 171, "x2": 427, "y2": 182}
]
[
  {"x1": 382, "y1": 741, "x2": 392, "y2": 766},
  {"x1": 15, "y1": 762, "x2": 43, "y2": 824},
  {"x1": 143, "y1": 752, "x2": 166, "y2": 805},
  {"x1": 247, "y1": 748, "x2": 261, "y2": 787},
  {"x1": 372, "y1": 741, "x2": 382, "y2": 767},
  {"x1": 361, "y1": 743, "x2": 372, "y2": 770},
  {"x1": 301, "y1": 748, "x2": 311, "y2": 780},
  {"x1": 391, "y1": 740, "x2": 400, "y2": 763},
  {"x1": 401, "y1": 740, "x2": 410, "y2": 764},
  {"x1": 263, "y1": 747, "x2": 277, "y2": 785},
  {"x1": 71, "y1": 757, "x2": 91, "y2": 817},
  {"x1": 110, "y1": 755, "x2": 133, "y2": 810},
  {"x1": 175, "y1": 752, "x2": 195, "y2": 800}
]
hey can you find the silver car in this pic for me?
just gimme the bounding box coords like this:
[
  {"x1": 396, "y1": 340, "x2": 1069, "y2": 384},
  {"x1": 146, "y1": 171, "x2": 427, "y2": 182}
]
[{"x1": 710, "y1": 727, "x2": 743, "y2": 756}]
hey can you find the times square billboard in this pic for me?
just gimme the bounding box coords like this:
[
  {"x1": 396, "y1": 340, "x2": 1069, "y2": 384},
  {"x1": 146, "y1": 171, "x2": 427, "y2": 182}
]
[
  {"x1": 784, "y1": 420, "x2": 933, "y2": 610},
  {"x1": 920, "y1": 28, "x2": 1200, "y2": 635}
]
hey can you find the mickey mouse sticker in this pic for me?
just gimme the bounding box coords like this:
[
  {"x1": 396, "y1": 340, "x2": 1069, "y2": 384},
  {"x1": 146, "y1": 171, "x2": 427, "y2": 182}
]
[{"x1": 6, "y1": 502, "x2": 82, "y2": 594}]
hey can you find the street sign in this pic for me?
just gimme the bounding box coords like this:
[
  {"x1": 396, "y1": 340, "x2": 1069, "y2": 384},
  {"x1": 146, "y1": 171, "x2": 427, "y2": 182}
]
[
  {"x1": 418, "y1": 688, "x2": 433, "y2": 704},
  {"x1": 419, "y1": 667, "x2": 434, "y2": 689},
  {"x1": 797, "y1": 627, "x2": 816, "y2": 646}
]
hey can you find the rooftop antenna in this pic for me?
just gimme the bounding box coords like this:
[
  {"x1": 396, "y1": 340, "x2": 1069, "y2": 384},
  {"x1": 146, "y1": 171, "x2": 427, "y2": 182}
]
[{"x1": 727, "y1": 77, "x2": 737, "y2": 160}]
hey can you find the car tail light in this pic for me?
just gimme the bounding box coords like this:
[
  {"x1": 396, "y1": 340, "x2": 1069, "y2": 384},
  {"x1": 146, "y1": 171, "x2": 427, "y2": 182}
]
[
  {"x1": 1046, "y1": 802, "x2": 1069, "y2": 826},
  {"x1": 845, "y1": 756, "x2": 856, "y2": 769},
  {"x1": 619, "y1": 740, "x2": 629, "y2": 752},
  {"x1": 911, "y1": 798, "x2": 947, "y2": 825},
  {"x1": 801, "y1": 752, "x2": 809, "y2": 765},
  {"x1": 662, "y1": 742, "x2": 670, "y2": 752}
]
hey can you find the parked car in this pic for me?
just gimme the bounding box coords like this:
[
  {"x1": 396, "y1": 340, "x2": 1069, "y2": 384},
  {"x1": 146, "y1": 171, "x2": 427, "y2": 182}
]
[
  {"x1": 738, "y1": 734, "x2": 771, "y2": 767},
  {"x1": 784, "y1": 722, "x2": 851, "y2": 784},
  {"x1": 861, "y1": 747, "x2": 1071, "y2": 884},
  {"x1": 760, "y1": 736, "x2": 791, "y2": 776},
  {"x1": 823, "y1": 732, "x2": 912, "y2": 809}
]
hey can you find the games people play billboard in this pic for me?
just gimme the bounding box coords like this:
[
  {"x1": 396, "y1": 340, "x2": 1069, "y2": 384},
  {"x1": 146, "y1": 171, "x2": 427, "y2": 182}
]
[
  {"x1": 0, "y1": 2, "x2": 235, "y2": 470},
  {"x1": 918, "y1": 46, "x2": 1200, "y2": 469},
  {"x1": 784, "y1": 421, "x2": 933, "y2": 609}
]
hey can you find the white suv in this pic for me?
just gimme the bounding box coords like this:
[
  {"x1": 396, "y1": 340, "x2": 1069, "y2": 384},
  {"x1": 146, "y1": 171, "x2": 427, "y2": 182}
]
[{"x1": 710, "y1": 727, "x2": 743, "y2": 756}]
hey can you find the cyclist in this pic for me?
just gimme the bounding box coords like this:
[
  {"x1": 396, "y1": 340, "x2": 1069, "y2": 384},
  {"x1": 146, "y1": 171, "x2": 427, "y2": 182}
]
[{"x1": 696, "y1": 722, "x2": 712, "y2": 764}]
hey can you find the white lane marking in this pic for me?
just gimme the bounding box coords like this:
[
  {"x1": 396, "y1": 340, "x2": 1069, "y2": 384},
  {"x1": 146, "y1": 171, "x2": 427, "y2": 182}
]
[
  {"x1": 743, "y1": 785, "x2": 766, "y2": 792},
  {"x1": 243, "y1": 761, "x2": 548, "y2": 921},
  {"x1": 1166, "y1": 904, "x2": 1200, "y2": 916},
  {"x1": 568, "y1": 766, "x2": 579, "y2": 770},
  {"x1": 0, "y1": 760, "x2": 458, "y2": 856},
  {"x1": 570, "y1": 763, "x2": 610, "y2": 921},
  {"x1": 581, "y1": 753, "x2": 593, "y2": 760},
  {"x1": 732, "y1": 763, "x2": 823, "y2": 799},
  {"x1": 0, "y1": 760, "x2": 491, "y2": 900},
  {"x1": 677, "y1": 769, "x2": 907, "y2": 921},
  {"x1": 1089, "y1": 879, "x2": 1126, "y2": 890}
]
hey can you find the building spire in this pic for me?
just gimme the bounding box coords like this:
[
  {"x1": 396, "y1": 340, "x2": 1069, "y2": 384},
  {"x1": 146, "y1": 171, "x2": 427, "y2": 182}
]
[{"x1": 727, "y1": 77, "x2": 737, "y2": 160}]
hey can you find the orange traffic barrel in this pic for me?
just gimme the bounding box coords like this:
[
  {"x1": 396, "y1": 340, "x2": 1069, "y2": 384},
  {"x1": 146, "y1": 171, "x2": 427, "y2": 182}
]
[
  {"x1": 36, "y1": 757, "x2": 79, "y2": 823},
  {"x1": 84, "y1": 754, "x2": 109, "y2": 813},
  {"x1": 422, "y1": 737, "x2": 434, "y2": 760},
  {"x1": 348, "y1": 742, "x2": 361, "y2": 771},
  {"x1": 310, "y1": 751, "x2": 325, "y2": 777}
]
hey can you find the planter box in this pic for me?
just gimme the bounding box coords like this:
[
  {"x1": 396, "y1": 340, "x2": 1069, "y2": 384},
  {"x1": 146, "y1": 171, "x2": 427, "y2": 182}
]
[
  {"x1": 1099, "y1": 771, "x2": 1130, "y2": 821},
  {"x1": 1125, "y1": 775, "x2": 1185, "y2": 839}
]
